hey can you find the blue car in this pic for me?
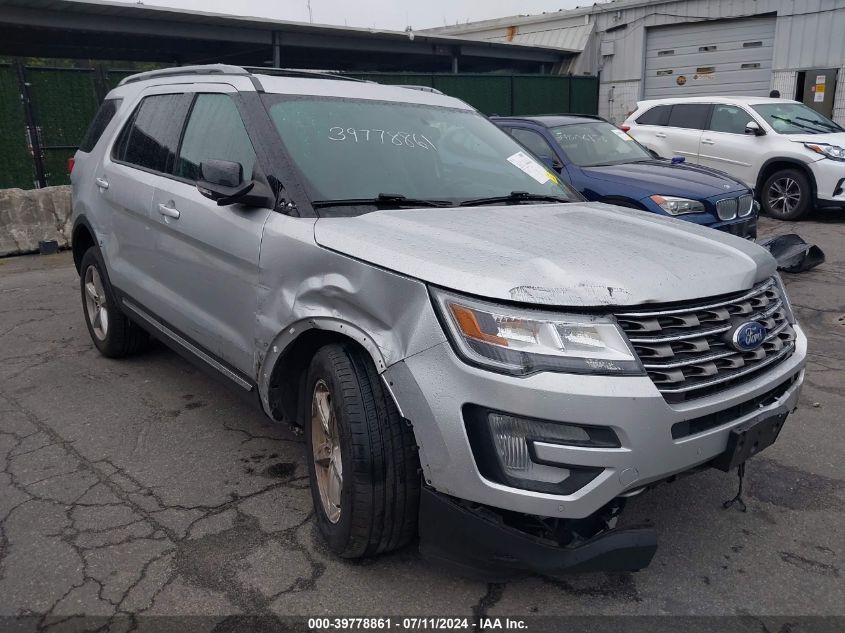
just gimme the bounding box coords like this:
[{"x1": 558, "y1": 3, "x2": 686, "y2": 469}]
[{"x1": 492, "y1": 115, "x2": 758, "y2": 239}]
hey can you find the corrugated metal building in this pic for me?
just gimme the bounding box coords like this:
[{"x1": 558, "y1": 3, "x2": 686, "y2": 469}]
[{"x1": 425, "y1": 0, "x2": 845, "y2": 125}]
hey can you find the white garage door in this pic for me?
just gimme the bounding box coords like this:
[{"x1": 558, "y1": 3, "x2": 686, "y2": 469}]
[{"x1": 644, "y1": 17, "x2": 776, "y2": 99}]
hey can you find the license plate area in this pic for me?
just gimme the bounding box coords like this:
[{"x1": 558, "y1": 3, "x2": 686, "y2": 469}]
[{"x1": 713, "y1": 411, "x2": 787, "y2": 472}]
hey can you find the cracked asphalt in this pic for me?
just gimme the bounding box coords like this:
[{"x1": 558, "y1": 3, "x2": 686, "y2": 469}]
[{"x1": 0, "y1": 213, "x2": 843, "y2": 628}]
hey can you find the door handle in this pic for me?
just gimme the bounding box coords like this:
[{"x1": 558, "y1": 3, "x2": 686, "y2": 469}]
[
  {"x1": 95, "y1": 177, "x2": 109, "y2": 190},
  {"x1": 157, "y1": 203, "x2": 180, "y2": 220},
  {"x1": 655, "y1": 132, "x2": 667, "y2": 139},
  {"x1": 701, "y1": 138, "x2": 715, "y2": 145}
]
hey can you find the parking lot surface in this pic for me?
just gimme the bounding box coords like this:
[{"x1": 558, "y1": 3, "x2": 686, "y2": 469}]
[{"x1": 1, "y1": 214, "x2": 843, "y2": 627}]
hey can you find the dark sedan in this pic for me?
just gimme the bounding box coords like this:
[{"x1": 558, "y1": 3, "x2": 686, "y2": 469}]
[{"x1": 492, "y1": 115, "x2": 758, "y2": 238}]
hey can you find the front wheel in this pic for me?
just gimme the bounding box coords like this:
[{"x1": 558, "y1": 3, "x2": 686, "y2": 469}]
[
  {"x1": 761, "y1": 168, "x2": 812, "y2": 220},
  {"x1": 304, "y1": 343, "x2": 420, "y2": 558}
]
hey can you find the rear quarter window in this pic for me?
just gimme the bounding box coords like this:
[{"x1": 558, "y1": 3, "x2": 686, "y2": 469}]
[
  {"x1": 78, "y1": 98, "x2": 122, "y2": 153},
  {"x1": 635, "y1": 105, "x2": 670, "y2": 126}
]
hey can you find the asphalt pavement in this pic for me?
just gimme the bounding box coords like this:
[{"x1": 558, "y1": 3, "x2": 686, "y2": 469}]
[{"x1": 0, "y1": 213, "x2": 843, "y2": 630}]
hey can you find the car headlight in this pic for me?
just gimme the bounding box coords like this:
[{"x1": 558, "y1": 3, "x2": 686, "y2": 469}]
[
  {"x1": 649, "y1": 195, "x2": 705, "y2": 215},
  {"x1": 804, "y1": 142, "x2": 845, "y2": 161},
  {"x1": 431, "y1": 288, "x2": 643, "y2": 376}
]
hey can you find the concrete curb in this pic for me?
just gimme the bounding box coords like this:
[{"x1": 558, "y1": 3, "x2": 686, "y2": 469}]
[{"x1": 0, "y1": 186, "x2": 72, "y2": 257}]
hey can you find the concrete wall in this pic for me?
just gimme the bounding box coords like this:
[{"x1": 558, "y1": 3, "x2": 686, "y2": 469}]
[{"x1": 0, "y1": 186, "x2": 72, "y2": 257}]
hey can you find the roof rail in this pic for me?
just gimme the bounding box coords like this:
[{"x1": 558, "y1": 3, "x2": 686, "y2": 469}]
[
  {"x1": 118, "y1": 64, "x2": 249, "y2": 86},
  {"x1": 400, "y1": 85, "x2": 444, "y2": 95},
  {"x1": 242, "y1": 67, "x2": 365, "y2": 82}
]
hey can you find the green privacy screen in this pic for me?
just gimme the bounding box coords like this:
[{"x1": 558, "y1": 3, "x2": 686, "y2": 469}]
[
  {"x1": 348, "y1": 73, "x2": 598, "y2": 117},
  {"x1": 0, "y1": 65, "x2": 598, "y2": 190}
]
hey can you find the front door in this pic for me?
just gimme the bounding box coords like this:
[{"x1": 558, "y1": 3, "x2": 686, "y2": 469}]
[{"x1": 148, "y1": 90, "x2": 271, "y2": 375}]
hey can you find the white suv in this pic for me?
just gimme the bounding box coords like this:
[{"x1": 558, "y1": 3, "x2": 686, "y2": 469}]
[{"x1": 623, "y1": 97, "x2": 845, "y2": 220}]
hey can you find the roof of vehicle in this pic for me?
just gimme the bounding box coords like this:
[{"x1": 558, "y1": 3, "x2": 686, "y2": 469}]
[
  {"x1": 491, "y1": 114, "x2": 609, "y2": 127},
  {"x1": 111, "y1": 64, "x2": 474, "y2": 110},
  {"x1": 635, "y1": 96, "x2": 800, "y2": 108}
]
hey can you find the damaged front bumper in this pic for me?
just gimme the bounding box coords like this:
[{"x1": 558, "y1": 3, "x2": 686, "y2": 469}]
[{"x1": 418, "y1": 488, "x2": 657, "y2": 580}]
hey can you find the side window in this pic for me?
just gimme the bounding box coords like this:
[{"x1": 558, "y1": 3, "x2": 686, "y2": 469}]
[
  {"x1": 667, "y1": 104, "x2": 711, "y2": 130},
  {"x1": 509, "y1": 128, "x2": 558, "y2": 160},
  {"x1": 709, "y1": 104, "x2": 754, "y2": 134},
  {"x1": 113, "y1": 94, "x2": 191, "y2": 173},
  {"x1": 176, "y1": 94, "x2": 256, "y2": 182},
  {"x1": 635, "y1": 105, "x2": 670, "y2": 126},
  {"x1": 79, "y1": 98, "x2": 122, "y2": 153}
]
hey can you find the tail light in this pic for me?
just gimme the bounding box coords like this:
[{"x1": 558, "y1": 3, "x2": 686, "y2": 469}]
[
  {"x1": 67, "y1": 157, "x2": 75, "y2": 174},
  {"x1": 619, "y1": 125, "x2": 631, "y2": 132}
]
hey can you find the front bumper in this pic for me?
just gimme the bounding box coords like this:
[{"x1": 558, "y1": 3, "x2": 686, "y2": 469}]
[
  {"x1": 810, "y1": 159, "x2": 845, "y2": 205},
  {"x1": 385, "y1": 325, "x2": 807, "y2": 520},
  {"x1": 418, "y1": 488, "x2": 657, "y2": 579}
]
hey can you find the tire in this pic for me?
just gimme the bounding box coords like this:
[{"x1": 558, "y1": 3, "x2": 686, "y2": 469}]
[
  {"x1": 304, "y1": 343, "x2": 420, "y2": 558},
  {"x1": 761, "y1": 168, "x2": 812, "y2": 220},
  {"x1": 79, "y1": 247, "x2": 149, "y2": 358}
]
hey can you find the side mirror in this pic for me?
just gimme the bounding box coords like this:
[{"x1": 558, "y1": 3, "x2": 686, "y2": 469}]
[
  {"x1": 745, "y1": 121, "x2": 765, "y2": 136},
  {"x1": 196, "y1": 159, "x2": 272, "y2": 207}
]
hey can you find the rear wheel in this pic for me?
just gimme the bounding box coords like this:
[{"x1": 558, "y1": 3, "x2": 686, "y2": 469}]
[
  {"x1": 761, "y1": 168, "x2": 811, "y2": 220},
  {"x1": 304, "y1": 343, "x2": 420, "y2": 558},
  {"x1": 79, "y1": 247, "x2": 149, "y2": 358}
]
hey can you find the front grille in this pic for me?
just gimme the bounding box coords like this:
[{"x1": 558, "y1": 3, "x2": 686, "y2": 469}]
[
  {"x1": 716, "y1": 194, "x2": 754, "y2": 220},
  {"x1": 615, "y1": 278, "x2": 796, "y2": 403}
]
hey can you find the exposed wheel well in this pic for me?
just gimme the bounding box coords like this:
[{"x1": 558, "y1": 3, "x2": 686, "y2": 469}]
[
  {"x1": 267, "y1": 329, "x2": 375, "y2": 426},
  {"x1": 756, "y1": 160, "x2": 817, "y2": 202},
  {"x1": 72, "y1": 223, "x2": 95, "y2": 273}
]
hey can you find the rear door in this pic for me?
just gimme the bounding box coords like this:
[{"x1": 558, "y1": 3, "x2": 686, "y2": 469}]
[
  {"x1": 628, "y1": 104, "x2": 672, "y2": 157},
  {"x1": 99, "y1": 92, "x2": 192, "y2": 309},
  {"x1": 148, "y1": 88, "x2": 271, "y2": 375},
  {"x1": 697, "y1": 103, "x2": 760, "y2": 186},
  {"x1": 663, "y1": 103, "x2": 712, "y2": 162}
]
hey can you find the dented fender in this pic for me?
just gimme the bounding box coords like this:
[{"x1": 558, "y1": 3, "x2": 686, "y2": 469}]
[{"x1": 254, "y1": 213, "x2": 447, "y2": 418}]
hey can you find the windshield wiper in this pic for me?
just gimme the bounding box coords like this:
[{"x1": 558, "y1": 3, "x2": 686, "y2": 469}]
[
  {"x1": 459, "y1": 191, "x2": 571, "y2": 207},
  {"x1": 312, "y1": 193, "x2": 452, "y2": 209},
  {"x1": 769, "y1": 114, "x2": 828, "y2": 134},
  {"x1": 796, "y1": 116, "x2": 842, "y2": 133}
]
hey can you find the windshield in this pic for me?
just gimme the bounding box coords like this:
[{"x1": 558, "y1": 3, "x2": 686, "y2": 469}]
[
  {"x1": 550, "y1": 122, "x2": 653, "y2": 167},
  {"x1": 752, "y1": 103, "x2": 843, "y2": 135},
  {"x1": 261, "y1": 95, "x2": 579, "y2": 211}
]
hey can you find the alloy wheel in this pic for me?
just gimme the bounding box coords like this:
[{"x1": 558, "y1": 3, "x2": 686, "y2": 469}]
[
  {"x1": 767, "y1": 177, "x2": 801, "y2": 217},
  {"x1": 83, "y1": 265, "x2": 109, "y2": 341},
  {"x1": 311, "y1": 379, "x2": 343, "y2": 523}
]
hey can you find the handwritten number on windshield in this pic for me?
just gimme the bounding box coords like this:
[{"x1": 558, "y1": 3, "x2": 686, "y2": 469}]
[{"x1": 328, "y1": 127, "x2": 436, "y2": 150}]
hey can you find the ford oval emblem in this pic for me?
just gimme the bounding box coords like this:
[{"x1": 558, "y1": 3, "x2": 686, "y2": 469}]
[{"x1": 730, "y1": 321, "x2": 767, "y2": 352}]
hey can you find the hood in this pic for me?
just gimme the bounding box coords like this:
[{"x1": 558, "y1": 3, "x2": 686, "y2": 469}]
[
  {"x1": 314, "y1": 202, "x2": 776, "y2": 308},
  {"x1": 789, "y1": 132, "x2": 845, "y2": 146},
  {"x1": 579, "y1": 160, "x2": 747, "y2": 198}
]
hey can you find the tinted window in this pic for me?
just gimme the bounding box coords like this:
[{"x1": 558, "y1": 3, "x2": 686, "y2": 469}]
[
  {"x1": 114, "y1": 94, "x2": 191, "y2": 173},
  {"x1": 79, "y1": 98, "x2": 122, "y2": 153},
  {"x1": 709, "y1": 104, "x2": 755, "y2": 134},
  {"x1": 636, "y1": 105, "x2": 670, "y2": 126},
  {"x1": 667, "y1": 104, "x2": 711, "y2": 130},
  {"x1": 508, "y1": 128, "x2": 558, "y2": 161},
  {"x1": 176, "y1": 94, "x2": 256, "y2": 181}
]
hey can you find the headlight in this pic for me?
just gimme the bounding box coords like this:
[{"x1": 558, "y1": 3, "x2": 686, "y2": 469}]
[
  {"x1": 804, "y1": 142, "x2": 845, "y2": 161},
  {"x1": 650, "y1": 195, "x2": 705, "y2": 215},
  {"x1": 431, "y1": 288, "x2": 643, "y2": 376}
]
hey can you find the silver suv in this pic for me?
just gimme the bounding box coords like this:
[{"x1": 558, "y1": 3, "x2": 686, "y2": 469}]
[{"x1": 71, "y1": 64, "x2": 807, "y2": 577}]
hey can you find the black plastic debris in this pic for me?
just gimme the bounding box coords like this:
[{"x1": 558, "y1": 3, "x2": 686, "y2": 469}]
[
  {"x1": 38, "y1": 240, "x2": 59, "y2": 255},
  {"x1": 758, "y1": 233, "x2": 825, "y2": 273}
]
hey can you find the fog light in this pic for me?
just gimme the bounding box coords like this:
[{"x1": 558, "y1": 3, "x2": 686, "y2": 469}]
[{"x1": 489, "y1": 413, "x2": 590, "y2": 481}]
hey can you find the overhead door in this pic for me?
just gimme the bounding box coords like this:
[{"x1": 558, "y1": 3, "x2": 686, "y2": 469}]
[{"x1": 644, "y1": 16, "x2": 776, "y2": 99}]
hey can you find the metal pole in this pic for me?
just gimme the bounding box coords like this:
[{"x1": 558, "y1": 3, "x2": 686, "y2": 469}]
[
  {"x1": 272, "y1": 31, "x2": 281, "y2": 67},
  {"x1": 14, "y1": 60, "x2": 47, "y2": 189}
]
